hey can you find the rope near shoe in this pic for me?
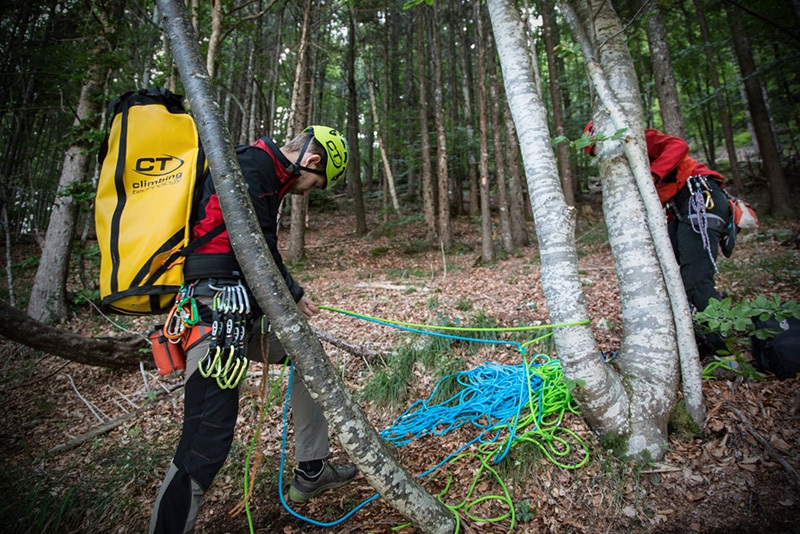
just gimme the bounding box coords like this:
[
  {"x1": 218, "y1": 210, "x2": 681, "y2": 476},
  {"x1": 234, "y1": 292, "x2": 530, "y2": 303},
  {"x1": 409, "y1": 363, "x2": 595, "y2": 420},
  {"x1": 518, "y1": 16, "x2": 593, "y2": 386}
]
[{"x1": 289, "y1": 461, "x2": 357, "y2": 504}]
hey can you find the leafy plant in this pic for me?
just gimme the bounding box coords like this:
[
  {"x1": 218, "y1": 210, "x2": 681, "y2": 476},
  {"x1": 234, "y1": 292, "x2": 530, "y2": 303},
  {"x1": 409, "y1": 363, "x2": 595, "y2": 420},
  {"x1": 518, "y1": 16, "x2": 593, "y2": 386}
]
[
  {"x1": 516, "y1": 499, "x2": 537, "y2": 522},
  {"x1": 553, "y1": 127, "x2": 628, "y2": 155},
  {"x1": 694, "y1": 295, "x2": 800, "y2": 355}
]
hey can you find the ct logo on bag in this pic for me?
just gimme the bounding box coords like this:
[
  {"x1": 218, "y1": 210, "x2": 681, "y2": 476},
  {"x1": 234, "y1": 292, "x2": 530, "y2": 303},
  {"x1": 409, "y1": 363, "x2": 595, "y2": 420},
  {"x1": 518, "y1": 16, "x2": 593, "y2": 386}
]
[
  {"x1": 134, "y1": 155, "x2": 185, "y2": 176},
  {"x1": 131, "y1": 155, "x2": 186, "y2": 193}
]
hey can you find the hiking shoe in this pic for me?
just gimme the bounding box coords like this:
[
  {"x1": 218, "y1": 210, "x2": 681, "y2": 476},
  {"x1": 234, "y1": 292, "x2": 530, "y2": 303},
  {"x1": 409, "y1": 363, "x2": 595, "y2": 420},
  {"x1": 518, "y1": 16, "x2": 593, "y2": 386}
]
[{"x1": 289, "y1": 461, "x2": 357, "y2": 504}]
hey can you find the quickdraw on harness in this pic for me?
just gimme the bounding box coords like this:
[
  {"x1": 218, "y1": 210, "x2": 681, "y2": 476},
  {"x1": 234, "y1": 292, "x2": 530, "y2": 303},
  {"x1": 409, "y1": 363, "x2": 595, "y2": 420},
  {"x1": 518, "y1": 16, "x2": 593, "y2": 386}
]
[
  {"x1": 198, "y1": 281, "x2": 251, "y2": 389},
  {"x1": 163, "y1": 283, "x2": 200, "y2": 343},
  {"x1": 686, "y1": 175, "x2": 720, "y2": 274}
]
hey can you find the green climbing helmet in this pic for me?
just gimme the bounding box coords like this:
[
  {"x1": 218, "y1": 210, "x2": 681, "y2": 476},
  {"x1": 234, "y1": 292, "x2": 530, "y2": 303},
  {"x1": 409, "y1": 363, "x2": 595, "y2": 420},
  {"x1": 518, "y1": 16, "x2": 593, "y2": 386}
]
[{"x1": 304, "y1": 125, "x2": 349, "y2": 189}]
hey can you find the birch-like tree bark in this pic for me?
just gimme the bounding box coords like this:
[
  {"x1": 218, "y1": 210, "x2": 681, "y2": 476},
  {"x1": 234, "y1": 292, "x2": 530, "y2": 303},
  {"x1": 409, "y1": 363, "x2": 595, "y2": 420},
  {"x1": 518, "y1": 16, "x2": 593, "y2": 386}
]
[
  {"x1": 156, "y1": 0, "x2": 456, "y2": 530},
  {"x1": 488, "y1": 0, "x2": 700, "y2": 459},
  {"x1": 563, "y1": 0, "x2": 705, "y2": 429},
  {"x1": 486, "y1": 0, "x2": 629, "y2": 443}
]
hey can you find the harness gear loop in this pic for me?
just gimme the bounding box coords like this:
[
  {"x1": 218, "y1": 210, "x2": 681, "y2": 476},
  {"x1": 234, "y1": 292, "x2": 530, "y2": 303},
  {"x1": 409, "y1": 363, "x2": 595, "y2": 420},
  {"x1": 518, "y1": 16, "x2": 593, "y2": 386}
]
[
  {"x1": 197, "y1": 281, "x2": 250, "y2": 388},
  {"x1": 686, "y1": 175, "x2": 719, "y2": 274}
]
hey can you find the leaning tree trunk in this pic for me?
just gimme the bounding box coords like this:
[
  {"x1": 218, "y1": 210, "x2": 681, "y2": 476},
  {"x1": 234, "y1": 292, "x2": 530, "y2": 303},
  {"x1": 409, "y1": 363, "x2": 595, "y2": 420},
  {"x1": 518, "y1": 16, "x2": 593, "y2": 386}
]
[
  {"x1": 155, "y1": 0, "x2": 457, "y2": 531},
  {"x1": 27, "y1": 63, "x2": 106, "y2": 324}
]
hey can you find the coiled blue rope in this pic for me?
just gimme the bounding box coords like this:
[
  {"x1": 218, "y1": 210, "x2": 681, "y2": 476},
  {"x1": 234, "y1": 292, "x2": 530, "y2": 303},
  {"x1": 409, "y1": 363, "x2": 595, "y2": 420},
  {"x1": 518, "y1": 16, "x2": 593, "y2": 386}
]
[{"x1": 274, "y1": 307, "x2": 588, "y2": 529}]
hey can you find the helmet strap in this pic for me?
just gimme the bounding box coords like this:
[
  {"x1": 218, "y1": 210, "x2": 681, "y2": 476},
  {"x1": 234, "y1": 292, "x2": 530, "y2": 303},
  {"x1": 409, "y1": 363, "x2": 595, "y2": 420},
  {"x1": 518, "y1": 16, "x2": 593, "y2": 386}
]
[
  {"x1": 299, "y1": 165, "x2": 326, "y2": 177},
  {"x1": 284, "y1": 134, "x2": 315, "y2": 176}
]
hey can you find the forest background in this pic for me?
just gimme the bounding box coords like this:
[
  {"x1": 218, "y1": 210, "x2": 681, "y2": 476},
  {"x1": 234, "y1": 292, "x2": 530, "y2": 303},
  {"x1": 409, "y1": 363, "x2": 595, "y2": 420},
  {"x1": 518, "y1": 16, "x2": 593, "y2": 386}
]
[{"x1": 1, "y1": 0, "x2": 800, "y2": 533}]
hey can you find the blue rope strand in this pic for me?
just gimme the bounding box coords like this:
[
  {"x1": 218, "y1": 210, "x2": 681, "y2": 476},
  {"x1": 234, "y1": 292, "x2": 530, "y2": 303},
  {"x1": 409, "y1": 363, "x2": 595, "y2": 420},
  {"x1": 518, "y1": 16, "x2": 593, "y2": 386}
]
[
  {"x1": 332, "y1": 311, "x2": 528, "y2": 354},
  {"x1": 278, "y1": 365, "x2": 379, "y2": 527},
  {"x1": 274, "y1": 309, "x2": 585, "y2": 527}
]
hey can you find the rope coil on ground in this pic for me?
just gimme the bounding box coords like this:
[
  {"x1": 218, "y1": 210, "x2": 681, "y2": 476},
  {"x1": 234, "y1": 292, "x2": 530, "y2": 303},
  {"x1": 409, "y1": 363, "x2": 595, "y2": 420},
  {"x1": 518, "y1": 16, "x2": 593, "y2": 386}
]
[{"x1": 269, "y1": 306, "x2": 590, "y2": 531}]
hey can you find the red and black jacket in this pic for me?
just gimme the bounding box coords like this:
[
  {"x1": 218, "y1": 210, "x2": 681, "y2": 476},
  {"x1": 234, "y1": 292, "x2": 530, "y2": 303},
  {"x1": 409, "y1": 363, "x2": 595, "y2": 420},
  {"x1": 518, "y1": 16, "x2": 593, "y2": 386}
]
[
  {"x1": 184, "y1": 137, "x2": 305, "y2": 303},
  {"x1": 646, "y1": 129, "x2": 725, "y2": 205}
]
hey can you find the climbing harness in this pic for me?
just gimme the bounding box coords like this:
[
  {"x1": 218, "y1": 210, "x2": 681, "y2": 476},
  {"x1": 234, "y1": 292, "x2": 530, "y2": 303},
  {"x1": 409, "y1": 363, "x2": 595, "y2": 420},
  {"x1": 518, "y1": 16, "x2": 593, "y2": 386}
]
[
  {"x1": 198, "y1": 281, "x2": 251, "y2": 389},
  {"x1": 686, "y1": 175, "x2": 723, "y2": 274}
]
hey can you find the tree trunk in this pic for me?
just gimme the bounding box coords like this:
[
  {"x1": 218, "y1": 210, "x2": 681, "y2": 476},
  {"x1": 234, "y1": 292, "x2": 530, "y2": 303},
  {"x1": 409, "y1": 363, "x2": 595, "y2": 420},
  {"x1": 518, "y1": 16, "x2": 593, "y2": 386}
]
[
  {"x1": 504, "y1": 98, "x2": 529, "y2": 247},
  {"x1": 490, "y1": 0, "x2": 697, "y2": 459},
  {"x1": 487, "y1": 27, "x2": 514, "y2": 253},
  {"x1": 724, "y1": 0, "x2": 794, "y2": 215},
  {"x1": 430, "y1": 3, "x2": 452, "y2": 248},
  {"x1": 563, "y1": 0, "x2": 704, "y2": 430},
  {"x1": 541, "y1": 0, "x2": 575, "y2": 207},
  {"x1": 693, "y1": 0, "x2": 744, "y2": 194},
  {"x1": 156, "y1": 1, "x2": 456, "y2": 530},
  {"x1": 347, "y1": 6, "x2": 367, "y2": 236},
  {"x1": 287, "y1": 0, "x2": 313, "y2": 263},
  {"x1": 2, "y1": 202, "x2": 15, "y2": 307},
  {"x1": 456, "y1": 12, "x2": 480, "y2": 217},
  {"x1": 365, "y1": 121, "x2": 375, "y2": 192},
  {"x1": 206, "y1": 0, "x2": 222, "y2": 79},
  {"x1": 416, "y1": 7, "x2": 437, "y2": 241},
  {"x1": 1, "y1": 299, "x2": 148, "y2": 368},
  {"x1": 487, "y1": 0, "x2": 626, "y2": 443},
  {"x1": 474, "y1": 0, "x2": 493, "y2": 263},
  {"x1": 27, "y1": 63, "x2": 106, "y2": 324},
  {"x1": 641, "y1": 0, "x2": 685, "y2": 138},
  {"x1": 365, "y1": 62, "x2": 400, "y2": 213}
]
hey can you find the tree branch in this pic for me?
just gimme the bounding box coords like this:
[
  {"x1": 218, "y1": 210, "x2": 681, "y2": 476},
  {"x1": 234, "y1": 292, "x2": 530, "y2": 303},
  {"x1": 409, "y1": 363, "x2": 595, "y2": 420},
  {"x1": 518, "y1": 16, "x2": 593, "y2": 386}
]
[
  {"x1": 727, "y1": 403, "x2": 800, "y2": 486},
  {"x1": 0, "y1": 298, "x2": 150, "y2": 368}
]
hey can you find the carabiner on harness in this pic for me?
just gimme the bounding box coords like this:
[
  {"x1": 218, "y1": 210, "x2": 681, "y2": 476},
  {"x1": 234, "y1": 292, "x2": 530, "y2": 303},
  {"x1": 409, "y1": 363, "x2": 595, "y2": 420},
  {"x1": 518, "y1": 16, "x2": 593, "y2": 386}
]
[
  {"x1": 163, "y1": 283, "x2": 199, "y2": 342},
  {"x1": 197, "y1": 281, "x2": 251, "y2": 389}
]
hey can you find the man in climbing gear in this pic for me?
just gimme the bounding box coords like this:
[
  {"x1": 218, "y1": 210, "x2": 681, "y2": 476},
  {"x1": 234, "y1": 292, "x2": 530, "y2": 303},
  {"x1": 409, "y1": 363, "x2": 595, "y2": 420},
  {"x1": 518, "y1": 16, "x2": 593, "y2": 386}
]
[
  {"x1": 584, "y1": 122, "x2": 731, "y2": 356},
  {"x1": 150, "y1": 126, "x2": 357, "y2": 534}
]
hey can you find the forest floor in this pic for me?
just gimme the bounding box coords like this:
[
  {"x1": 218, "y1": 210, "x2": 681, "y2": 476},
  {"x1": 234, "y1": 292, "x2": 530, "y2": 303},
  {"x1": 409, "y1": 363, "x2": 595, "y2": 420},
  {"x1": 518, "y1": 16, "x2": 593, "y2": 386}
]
[{"x1": 1, "y1": 190, "x2": 799, "y2": 534}]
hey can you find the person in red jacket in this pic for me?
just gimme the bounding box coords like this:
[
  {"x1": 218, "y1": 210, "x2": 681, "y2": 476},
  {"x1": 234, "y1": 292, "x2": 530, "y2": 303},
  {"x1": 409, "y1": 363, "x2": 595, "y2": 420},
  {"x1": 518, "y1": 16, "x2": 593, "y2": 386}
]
[
  {"x1": 584, "y1": 122, "x2": 731, "y2": 315},
  {"x1": 150, "y1": 126, "x2": 355, "y2": 534}
]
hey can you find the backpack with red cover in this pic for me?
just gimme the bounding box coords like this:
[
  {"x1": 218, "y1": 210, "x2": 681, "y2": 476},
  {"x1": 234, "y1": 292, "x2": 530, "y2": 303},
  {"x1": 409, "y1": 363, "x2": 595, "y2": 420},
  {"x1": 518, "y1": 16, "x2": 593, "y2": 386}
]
[{"x1": 720, "y1": 191, "x2": 759, "y2": 258}]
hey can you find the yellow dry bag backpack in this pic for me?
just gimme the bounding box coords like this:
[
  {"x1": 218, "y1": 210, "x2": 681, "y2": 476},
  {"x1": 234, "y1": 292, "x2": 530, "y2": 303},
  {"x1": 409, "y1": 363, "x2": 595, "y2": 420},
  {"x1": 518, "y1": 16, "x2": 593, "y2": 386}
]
[{"x1": 95, "y1": 87, "x2": 223, "y2": 315}]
